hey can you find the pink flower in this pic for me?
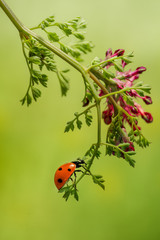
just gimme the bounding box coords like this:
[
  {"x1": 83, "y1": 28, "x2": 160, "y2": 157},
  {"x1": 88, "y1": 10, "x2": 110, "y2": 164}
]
[
  {"x1": 104, "y1": 48, "x2": 125, "y2": 69},
  {"x1": 141, "y1": 112, "x2": 153, "y2": 123},
  {"x1": 102, "y1": 104, "x2": 114, "y2": 125}
]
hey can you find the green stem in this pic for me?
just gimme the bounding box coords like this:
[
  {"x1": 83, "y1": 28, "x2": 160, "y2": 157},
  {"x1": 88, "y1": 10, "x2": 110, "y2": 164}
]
[
  {"x1": 99, "y1": 87, "x2": 140, "y2": 100},
  {"x1": 76, "y1": 103, "x2": 96, "y2": 117},
  {"x1": 87, "y1": 56, "x2": 122, "y2": 71},
  {"x1": 30, "y1": 23, "x2": 57, "y2": 30},
  {"x1": 21, "y1": 40, "x2": 33, "y2": 97},
  {"x1": 76, "y1": 102, "x2": 101, "y2": 185},
  {"x1": 69, "y1": 103, "x2": 96, "y2": 125}
]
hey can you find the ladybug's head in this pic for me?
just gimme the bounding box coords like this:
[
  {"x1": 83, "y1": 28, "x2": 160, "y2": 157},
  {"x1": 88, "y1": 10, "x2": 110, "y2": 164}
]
[{"x1": 72, "y1": 158, "x2": 85, "y2": 168}]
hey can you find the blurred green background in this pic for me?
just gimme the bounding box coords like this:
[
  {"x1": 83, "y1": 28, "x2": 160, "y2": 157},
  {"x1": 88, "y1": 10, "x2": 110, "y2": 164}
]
[{"x1": 0, "y1": 0, "x2": 160, "y2": 239}]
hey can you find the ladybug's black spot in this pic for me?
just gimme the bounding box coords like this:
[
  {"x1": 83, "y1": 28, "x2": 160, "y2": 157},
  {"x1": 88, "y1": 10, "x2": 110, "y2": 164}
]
[
  {"x1": 68, "y1": 168, "x2": 71, "y2": 171},
  {"x1": 58, "y1": 167, "x2": 62, "y2": 171},
  {"x1": 57, "y1": 178, "x2": 63, "y2": 183}
]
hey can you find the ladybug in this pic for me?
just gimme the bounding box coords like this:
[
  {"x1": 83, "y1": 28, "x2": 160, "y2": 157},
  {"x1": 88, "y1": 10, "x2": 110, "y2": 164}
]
[{"x1": 54, "y1": 159, "x2": 85, "y2": 190}]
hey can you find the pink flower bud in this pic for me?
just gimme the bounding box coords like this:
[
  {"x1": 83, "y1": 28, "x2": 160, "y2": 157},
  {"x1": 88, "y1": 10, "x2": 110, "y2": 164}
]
[
  {"x1": 142, "y1": 96, "x2": 152, "y2": 105},
  {"x1": 130, "y1": 106, "x2": 139, "y2": 114},
  {"x1": 136, "y1": 66, "x2": 146, "y2": 74},
  {"x1": 112, "y1": 49, "x2": 125, "y2": 57},
  {"x1": 82, "y1": 98, "x2": 89, "y2": 107},
  {"x1": 102, "y1": 105, "x2": 114, "y2": 125},
  {"x1": 104, "y1": 116, "x2": 112, "y2": 125},
  {"x1": 141, "y1": 112, "x2": 153, "y2": 123},
  {"x1": 105, "y1": 48, "x2": 113, "y2": 58}
]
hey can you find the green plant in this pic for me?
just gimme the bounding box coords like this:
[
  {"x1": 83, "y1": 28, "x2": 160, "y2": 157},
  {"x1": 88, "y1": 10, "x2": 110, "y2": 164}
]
[{"x1": 0, "y1": 0, "x2": 153, "y2": 201}]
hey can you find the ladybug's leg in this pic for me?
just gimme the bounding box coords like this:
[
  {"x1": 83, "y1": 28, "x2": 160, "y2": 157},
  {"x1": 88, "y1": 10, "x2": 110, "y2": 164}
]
[{"x1": 70, "y1": 177, "x2": 73, "y2": 182}]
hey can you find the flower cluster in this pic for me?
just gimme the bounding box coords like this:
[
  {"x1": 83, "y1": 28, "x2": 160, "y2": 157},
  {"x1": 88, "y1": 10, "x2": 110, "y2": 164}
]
[
  {"x1": 101, "y1": 48, "x2": 153, "y2": 156},
  {"x1": 83, "y1": 48, "x2": 153, "y2": 159},
  {"x1": 102, "y1": 48, "x2": 153, "y2": 124}
]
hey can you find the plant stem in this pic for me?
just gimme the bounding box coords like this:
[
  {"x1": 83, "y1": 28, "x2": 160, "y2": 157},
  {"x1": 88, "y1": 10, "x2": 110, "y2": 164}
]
[
  {"x1": 70, "y1": 103, "x2": 96, "y2": 124},
  {"x1": 76, "y1": 102, "x2": 101, "y2": 185},
  {"x1": 99, "y1": 87, "x2": 140, "y2": 100},
  {"x1": 87, "y1": 56, "x2": 121, "y2": 71},
  {"x1": 89, "y1": 71, "x2": 118, "y2": 109}
]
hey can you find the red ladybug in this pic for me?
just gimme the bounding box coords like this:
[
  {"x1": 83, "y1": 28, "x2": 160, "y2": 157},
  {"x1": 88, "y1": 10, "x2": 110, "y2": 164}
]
[{"x1": 54, "y1": 159, "x2": 85, "y2": 190}]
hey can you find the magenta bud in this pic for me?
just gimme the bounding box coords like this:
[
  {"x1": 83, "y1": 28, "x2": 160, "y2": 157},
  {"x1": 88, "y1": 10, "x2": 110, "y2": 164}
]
[
  {"x1": 112, "y1": 49, "x2": 125, "y2": 57},
  {"x1": 104, "y1": 116, "x2": 112, "y2": 125},
  {"x1": 106, "y1": 48, "x2": 112, "y2": 58},
  {"x1": 136, "y1": 66, "x2": 146, "y2": 74},
  {"x1": 82, "y1": 98, "x2": 89, "y2": 107},
  {"x1": 130, "y1": 106, "x2": 139, "y2": 114},
  {"x1": 141, "y1": 112, "x2": 153, "y2": 123},
  {"x1": 142, "y1": 96, "x2": 152, "y2": 105}
]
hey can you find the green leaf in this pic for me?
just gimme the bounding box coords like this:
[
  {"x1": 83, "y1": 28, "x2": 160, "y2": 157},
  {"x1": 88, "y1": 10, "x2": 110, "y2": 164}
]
[
  {"x1": 73, "y1": 189, "x2": 79, "y2": 201},
  {"x1": 56, "y1": 71, "x2": 70, "y2": 96},
  {"x1": 72, "y1": 41, "x2": 94, "y2": 54},
  {"x1": 39, "y1": 74, "x2": 48, "y2": 87},
  {"x1": 103, "y1": 69, "x2": 116, "y2": 78},
  {"x1": 27, "y1": 93, "x2": 32, "y2": 106},
  {"x1": 121, "y1": 56, "x2": 132, "y2": 64},
  {"x1": 31, "y1": 87, "x2": 41, "y2": 101},
  {"x1": 124, "y1": 154, "x2": 135, "y2": 167},
  {"x1": 64, "y1": 121, "x2": 74, "y2": 132},
  {"x1": 63, "y1": 190, "x2": 71, "y2": 201},
  {"x1": 94, "y1": 175, "x2": 103, "y2": 179},
  {"x1": 20, "y1": 97, "x2": 26, "y2": 106},
  {"x1": 55, "y1": 23, "x2": 72, "y2": 36},
  {"x1": 91, "y1": 56, "x2": 101, "y2": 66},
  {"x1": 136, "y1": 89, "x2": 145, "y2": 96},
  {"x1": 92, "y1": 175, "x2": 105, "y2": 190},
  {"x1": 134, "y1": 81, "x2": 143, "y2": 87},
  {"x1": 76, "y1": 118, "x2": 82, "y2": 129},
  {"x1": 47, "y1": 32, "x2": 59, "y2": 42},
  {"x1": 117, "y1": 143, "x2": 130, "y2": 148},
  {"x1": 38, "y1": 16, "x2": 55, "y2": 29},
  {"x1": 113, "y1": 62, "x2": 123, "y2": 72},
  {"x1": 85, "y1": 145, "x2": 101, "y2": 159},
  {"x1": 73, "y1": 32, "x2": 85, "y2": 40},
  {"x1": 28, "y1": 56, "x2": 41, "y2": 65},
  {"x1": 58, "y1": 186, "x2": 71, "y2": 193},
  {"x1": 46, "y1": 16, "x2": 55, "y2": 23},
  {"x1": 126, "y1": 151, "x2": 136, "y2": 155},
  {"x1": 123, "y1": 94, "x2": 134, "y2": 106},
  {"x1": 43, "y1": 57, "x2": 57, "y2": 72},
  {"x1": 85, "y1": 113, "x2": 93, "y2": 126},
  {"x1": 67, "y1": 17, "x2": 87, "y2": 30},
  {"x1": 61, "y1": 69, "x2": 70, "y2": 73},
  {"x1": 127, "y1": 52, "x2": 134, "y2": 58},
  {"x1": 140, "y1": 85, "x2": 151, "y2": 94},
  {"x1": 60, "y1": 43, "x2": 81, "y2": 58}
]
